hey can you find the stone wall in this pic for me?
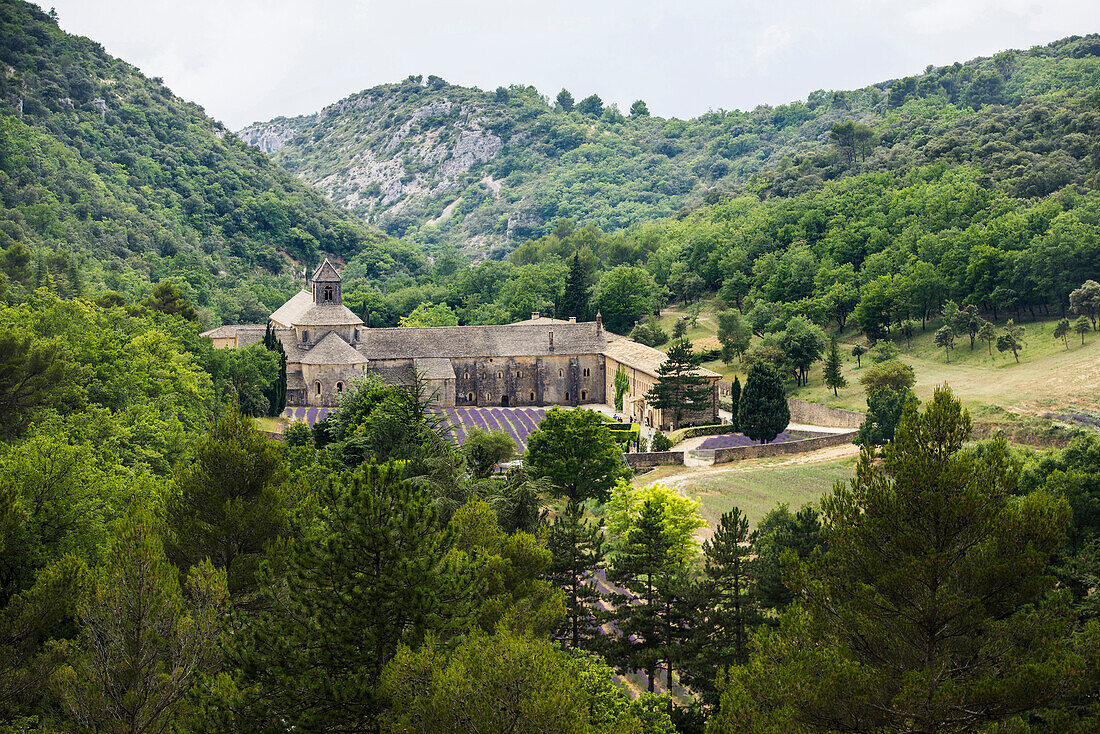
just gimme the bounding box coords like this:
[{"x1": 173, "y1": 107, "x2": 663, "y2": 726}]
[
  {"x1": 787, "y1": 399, "x2": 865, "y2": 429},
  {"x1": 712, "y1": 430, "x2": 858, "y2": 464},
  {"x1": 625, "y1": 451, "x2": 684, "y2": 470}
]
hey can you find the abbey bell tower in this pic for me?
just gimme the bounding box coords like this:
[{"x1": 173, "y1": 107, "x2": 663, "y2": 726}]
[{"x1": 311, "y1": 259, "x2": 342, "y2": 305}]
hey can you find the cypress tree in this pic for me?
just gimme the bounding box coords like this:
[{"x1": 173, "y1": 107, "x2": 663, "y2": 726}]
[
  {"x1": 729, "y1": 376, "x2": 741, "y2": 431},
  {"x1": 262, "y1": 324, "x2": 287, "y2": 415},
  {"x1": 823, "y1": 337, "x2": 847, "y2": 396},
  {"x1": 738, "y1": 362, "x2": 790, "y2": 443},
  {"x1": 560, "y1": 252, "x2": 588, "y2": 320}
]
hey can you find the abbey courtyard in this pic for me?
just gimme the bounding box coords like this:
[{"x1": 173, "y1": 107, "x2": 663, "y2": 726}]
[{"x1": 203, "y1": 260, "x2": 721, "y2": 430}]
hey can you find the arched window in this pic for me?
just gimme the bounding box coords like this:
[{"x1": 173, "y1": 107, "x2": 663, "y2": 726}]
[
  {"x1": 354, "y1": 328, "x2": 360, "y2": 341},
  {"x1": 581, "y1": 390, "x2": 588, "y2": 401},
  {"x1": 497, "y1": 371, "x2": 503, "y2": 379},
  {"x1": 467, "y1": 392, "x2": 474, "y2": 402},
  {"x1": 324, "y1": 285, "x2": 333, "y2": 301},
  {"x1": 558, "y1": 368, "x2": 564, "y2": 378},
  {"x1": 336, "y1": 382, "x2": 344, "y2": 393},
  {"x1": 315, "y1": 381, "x2": 322, "y2": 395},
  {"x1": 564, "y1": 391, "x2": 570, "y2": 401},
  {"x1": 529, "y1": 391, "x2": 535, "y2": 401},
  {"x1": 303, "y1": 330, "x2": 309, "y2": 342},
  {"x1": 583, "y1": 368, "x2": 590, "y2": 377},
  {"x1": 485, "y1": 393, "x2": 491, "y2": 402},
  {"x1": 516, "y1": 370, "x2": 522, "y2": 378},
  {"x1": 464, "y1": 371, "x2": 469, "y2": 380}
]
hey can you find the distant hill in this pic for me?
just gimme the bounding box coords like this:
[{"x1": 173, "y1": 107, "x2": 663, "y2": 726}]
[
  {"x1": 240, "y1": 36, "x2": 1100, "y2": 258},
  {"x1": 0, "y1": 0, "x2": 425, "y2": 324}
]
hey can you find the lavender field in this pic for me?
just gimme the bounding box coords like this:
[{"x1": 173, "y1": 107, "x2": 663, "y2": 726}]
[
  {"x1": 282, "y1": 406, "x2": 331, "y2": 426},
  {"x1": 698, "y1": 431, "x2": 809, "y2": 450},
  {"x1": 437, "y1": 407, "x2": 549, "y2": 452}
]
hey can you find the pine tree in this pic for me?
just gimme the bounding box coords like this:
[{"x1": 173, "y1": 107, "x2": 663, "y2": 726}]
[
  {"x1": 222, "y1": 463, "x2": 479, "y2": 731},
  {"x1": 1053, "y1": 318, "x2": 1071, "y2": 349},
  {"x1": 713, "y1": 388, "x2": 1082, "y2": 732},
  {"x1": 684, "y1": 507, "x2": 760, "y2": 707},
  {"x1": 560, "y1": 252, "x2": 588, "y2": 321},
  {"x1": 544, "y1": 500, "x2": 607, "y2": 650},
  {"x1": 729, "y1": 376, "x2": 741, "y2": 431},
  {"x1": 644, "y1": 340, "x2": 712, "y2": 430},
  {"x1": 608, "y1": 500, "x2": 674, "y2": 694},
  {"x1": 737, "y1": 362, "x2": 789, "y2": 444},
  {"x1": 822, "y1": 338, "x2": 847, "y2": 396}
]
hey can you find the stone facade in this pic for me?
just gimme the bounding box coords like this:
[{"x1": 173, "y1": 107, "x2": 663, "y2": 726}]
[{"x1": 202, "y1": 261, "x2": 720, "y2": 425}]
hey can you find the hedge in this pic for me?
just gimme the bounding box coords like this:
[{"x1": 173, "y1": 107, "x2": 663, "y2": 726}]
[{"x1": 668, "y1": 422, "x2": 736, "y2": 446}]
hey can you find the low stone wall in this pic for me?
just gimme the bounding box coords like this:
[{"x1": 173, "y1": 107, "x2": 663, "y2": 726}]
[
  {"x1": 712, "y1": 430, "x2": 857, "y2": 464},
  {"x1": 788, "y1": 399, "x2": 865, "y2": 429},
  {"x1": 625, "y1": 451, "x2": 684, "y2": 471}
]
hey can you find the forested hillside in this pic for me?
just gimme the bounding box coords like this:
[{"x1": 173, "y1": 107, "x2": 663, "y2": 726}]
[
  {"x1": 0, "y1": 0, "x2": 424, "y2": 324},
  {"x1": 242, "y1": 35, "x2": 1100, "y2": 257}
]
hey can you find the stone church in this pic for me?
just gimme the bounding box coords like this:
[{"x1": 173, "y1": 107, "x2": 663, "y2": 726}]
[{"x1": 202, "y1": 260, "x2": 720, "y2": 430}]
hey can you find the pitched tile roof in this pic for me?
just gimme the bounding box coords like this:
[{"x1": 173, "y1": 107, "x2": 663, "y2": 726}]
[
  {"x1": 292, "y1": 302, "x2": 364, "y2": 327},
  {"x1": 413, "y1": 357, "x2": 457, "y2": 380},
  {"x1": 357, "y1": 322, "x2": 604, "y2": 359},
  {"x1": 268, "y1": 290, "x2": 313, "y2": 328},
  {"x1": 311, "y1": 258, "x2": 341, "y2": 282},
  {"x1": 199, "y1": 324, "x2": 267, "y2": 345},
  {"x1": 602, "y1": 335, "x2": 721, "y2": 379},
  {"x1": 299, "y1": 331, "x2": 369, "y2": 365}
]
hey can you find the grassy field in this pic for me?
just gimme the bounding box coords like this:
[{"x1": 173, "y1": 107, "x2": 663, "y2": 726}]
[
  {"x1": 654, "y1": 302, "x2": 1100, "y2": 440},
  {"x1": 638, "y1": 447, "x2": 859, "y2": 536}
]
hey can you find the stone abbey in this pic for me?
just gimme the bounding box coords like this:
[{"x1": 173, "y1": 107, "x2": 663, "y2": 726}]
[{"x1": 203, "y1": 260, "x2": 720, "y2": 430}]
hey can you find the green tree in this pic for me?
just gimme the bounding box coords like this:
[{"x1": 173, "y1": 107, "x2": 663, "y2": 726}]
[
  {"x1": 644, "y1": 340, "x2": 712, "y2": 431},
  {"x1": 524, "y1": 408, "x2": 628, "y2": 503},
  {"x1": 224, "y1": 463, "x2": 478, "y2": 731},
  {"x1": 1075, "y1": 315, "x2": 1092, "y2": 345},
  {"x1": 737, "y1": 362, "x2": 789, "y2": 444},
  {"x1": 555, "y1": 88, "x2": 575, "y2": 112},
  {"x1": 978, "y1": 319, "x2": 997, "y2": 354},
  {"x1": 142, "y1": 281, "x2": 197, "y2": 322},
  {"x1": 713, "y1": 388, "x2": 1083, "y2": 733},
  {"x1": 822, "y1": 338, "x2": 847, "y2": 396},
  {"x1": 650, "y1": 431, "x2": 673, "y2": 452},
  {"x1": 597, "y1": 266, "x2": 654, "y2": 334},
  {"x1": 0, "y1": 328, "x2": 70, "y2": 440},
  {"x1": 750, "y1": 504, "x2": 824, "y2": 615},
  {"x1": 996, "y1": 319, "x2": 1025, "y2": 363},
  {"x1": 400, "y1": 301, "x2": 459, "y2": 327},
  {"x1": 1054, "y1": 318, "x2": 1071, "y2": 349},
  {"x1": 167, "y1": 407, "x2": 292, "y2": 595},
  {"x1": 851, "y1": 343, "x2": 867, "y2": 368},
  {"x1": 462, "y1": 428, "x2": 516, "y2": 480},
  {"x1": 262, "y1": 324, "x2": 287, "y2": 416},
  {"x1": 576, "y1": 94, "x2": 604, "y2": 117},
  {"x1": 54, "y1": 512, "x2": 226, "y2": 734},
  {"x1": 828, "y1": 120, "x2": 876, "y2": 164},
  {"x1": 728, "y1": 376, "x2": 741, "y2": 431},
  {"x1": 858, "y1": 359, "x2": 915, "y2": 396},
  {"x1": 1069, "y1": 279, "x2": 1100, "y2": 330},
  {"x1": 630, "y1": 315, "x2": 669, "y2": 347},
  {"x1": 560, "y1": 252, "x2": 588, "y2": 321},
  {"x1": 686, "y1": 507, "x2": 760, "y2": 706},
  {"x1": 716, "y1": 310, "x2": 751, "y2": 366},
  {"x1": 544, "y1": 500, "x2": 607, "y2": 649},
  {"x1": 855, "y1": 386, "x2": 919, "y2": 448},
  {"x1": 608, "y1": 499, "x2": 677, "y2": 694},
  {"x1": 614, "y1": 365, "x2": 630, "y2": 412},
  {"x1": 630, "y1": 99, "x2": 650, "y2": 117},
  {"x1": 934, "y1": 324, "x2": 955, "y2": 361}
]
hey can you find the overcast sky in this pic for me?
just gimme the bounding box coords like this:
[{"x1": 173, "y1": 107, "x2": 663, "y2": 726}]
[{"x1": 46, "y1": 0, "x2": 1100, "y2": 131}]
